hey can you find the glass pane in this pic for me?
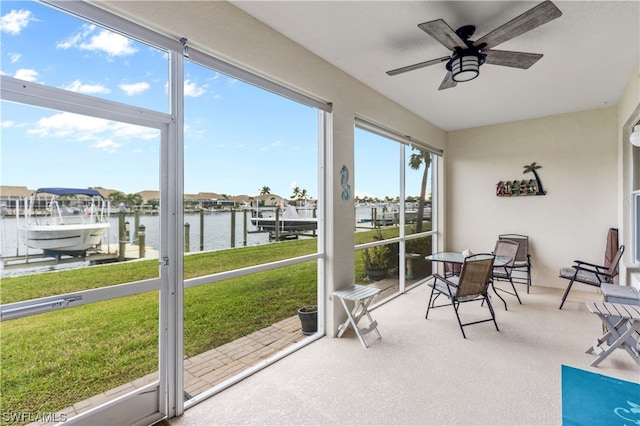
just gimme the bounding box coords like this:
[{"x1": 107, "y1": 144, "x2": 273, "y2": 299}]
[
  {"x1": 0, "y1": 102, "x2": 161, "y2": 421},
  {"x1": 182, "y1": 59, "x2": 320, "y2": 401},
  {"x1": 406, "y1": 148, "x2": 433, "y2": 236},
  {"x1": 0, "y1": 101, "x2": 160, "y2": 285},
  {"x1": 0, "y1": 1, "x2": 169, "y2": 112},
  {"x1": 354, "y1": 128, "x2": 401, "y2": 300},
  {"x1": 1, "y1": 293, "x2": 159, "y2": 422},
  {"x1": 183, "y1": 261, "x2": 318, "y2": 400},
  {"x1": 354, "y1": 128, "x2": 400, "y2": 242},
  {"x1": 182, "y1": 59, "x2": 318, "y2": 260}
]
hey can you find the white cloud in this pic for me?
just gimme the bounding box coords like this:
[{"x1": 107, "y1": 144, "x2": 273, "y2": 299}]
[
  {"x1": 63, "y1": 79, "x2": 111, "y2": 95},
  {"x1": 184, "y1": 79, "x2": 206, "y2": 97},
  {"x1": 0, "y1": 9, "x2": 35, "y2": 35},
  {"x1": 259, "y1": 140, "x2": 283, "y2": 151},
  {"x1": 119, "y1": 82, "x2": 150, "y2": 96},
  {"x1": 2, "y1": 120, "x2": 16, "y2": 128},
  {"x1": 57, "y1": 24, "x2": 137, "y2": 57},
  {"x1": 14, "y1": 68, "x2": 38, "y2": 82},
  {"x1": 8, "y1": 52, "x2": 21, "y2": 63},
  {"x1": 91, "y1": 139, "x2": 121, "y2": 153},
  {"x1": 27, "y1": 111, "x2": 159, "y2": 153}
]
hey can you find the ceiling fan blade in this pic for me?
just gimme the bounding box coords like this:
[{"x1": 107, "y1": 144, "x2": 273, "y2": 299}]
[
  {"x1": 475, "y1": 1, "x2": 562, "y2": 50},
  {"x1": 386, "y1": 57, "x2": 449, "y2": 76},
  {"x1": 484, "y1": 50, "x2": 543, "y2": 69},
  {"x1": 418, "y1": 19, "x2": 467, "y2": 50},
  {"x1": 438, "y1": 72, "x2": 457, "y2": 90}
]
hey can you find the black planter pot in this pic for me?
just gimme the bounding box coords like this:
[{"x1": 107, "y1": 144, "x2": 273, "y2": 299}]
[
  {"x1": 297, "y1": 305, "x2": 318, "y2": 335},
  {"x1": 365, "y1": 266, "x2": 388, "y2": 281}
]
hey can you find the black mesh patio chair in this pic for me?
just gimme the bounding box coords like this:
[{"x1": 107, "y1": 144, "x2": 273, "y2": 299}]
[
  {"x1": 491, "y1": 239, "x2": 522, "y2": 308},
  {"x1": 426, "y1": 254, "x2": 499, "y2": 338},
  {"x1": 558, "y1": 243, "x2": 625, "y2": 310},
  {"x1": 498, "y1": 234, "x2": 532, "y2": 293}
]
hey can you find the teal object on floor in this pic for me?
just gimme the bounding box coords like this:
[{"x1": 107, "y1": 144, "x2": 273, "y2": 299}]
[{"x1": 562, "y1": 365, "x2": 640, "y2": 425}]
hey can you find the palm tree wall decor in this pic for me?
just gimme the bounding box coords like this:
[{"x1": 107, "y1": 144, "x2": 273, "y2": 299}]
[
  {"x1": 496, "y1": 162, "x2": 546, "y2": 196},
  {"x1": 523, "y1": 162, "x2": 546, "y2": 195}
]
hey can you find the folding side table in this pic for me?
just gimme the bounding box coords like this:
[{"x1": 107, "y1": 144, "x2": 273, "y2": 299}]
[
  {"x1": 333, "y1": 284, "x2": 382, "y2": 348},
  {"x1": 585, "y1": 300, "x2": 640, "y2": 367}
]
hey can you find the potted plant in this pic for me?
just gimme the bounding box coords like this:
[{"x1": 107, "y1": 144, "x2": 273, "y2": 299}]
[
  {"x1": 362, "y1": 244, "x2": 390, "y2": 280},
  {"x1": 297, "y1": 305, "x2": 317, "y2": 335}
]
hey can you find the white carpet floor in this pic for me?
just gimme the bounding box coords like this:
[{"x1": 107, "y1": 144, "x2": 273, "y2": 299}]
[{"x1": 169, "y1": 283, "x2": 639, "y2": 425}]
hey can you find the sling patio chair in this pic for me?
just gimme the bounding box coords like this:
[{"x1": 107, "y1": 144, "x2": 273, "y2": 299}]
[
  {"x1": 558, "y1": 243, "x2": 625, "y2": 310},
  {"x1": 491, "y1": 239, "x2": 522, "y2": 308},
  {"x1": 425, "y1": 253, "x2": 499, "y2": 338},
  {"x1": 499, "y1": 233, "x2": 532, "y2": 293}
]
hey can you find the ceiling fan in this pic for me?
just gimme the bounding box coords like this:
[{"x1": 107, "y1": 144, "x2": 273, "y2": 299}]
[{"x1": 386, "y1": 1, "x2": 562, "y2": 90}]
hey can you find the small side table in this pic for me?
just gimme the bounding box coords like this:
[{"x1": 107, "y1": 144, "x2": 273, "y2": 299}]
[
  {"x1": 333, "y1": 284, "x2": 382, "y2": 348},
  {"x1": 600, "y1": 283, "x2": 640, "y2": 348}
]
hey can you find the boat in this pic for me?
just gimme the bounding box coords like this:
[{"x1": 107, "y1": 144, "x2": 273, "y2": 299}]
[
  {"x1": 17, "y1": 188, "x2": 111, "y2": 256},
  {"x1": 251, "y1": 205, "x2": 317, "y2": 232}
]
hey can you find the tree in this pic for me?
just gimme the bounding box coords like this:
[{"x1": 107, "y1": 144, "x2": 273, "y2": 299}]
[
  {"x1": 260, "y1": 186, "x2": 271, "y2": 195},
  {"x1": 523, "y1": 162, "x2": 546, "y2": 195},
  {"x1": 409, "y1": 148, "x2": 431, "y2": 233},
  {"x1": 291, "y1": 186, "x2": 301, "y2": 204},
  {"x1": 125, "y1": 193, "x2": 143, "y2": 207},
  {"x1": 109, "y1": 191, "x2": 126, "y2": 204}
]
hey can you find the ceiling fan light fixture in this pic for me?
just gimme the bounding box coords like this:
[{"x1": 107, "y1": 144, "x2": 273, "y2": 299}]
[{"x1": 448, "y1": 53, "x2": 483, "y2": 82}]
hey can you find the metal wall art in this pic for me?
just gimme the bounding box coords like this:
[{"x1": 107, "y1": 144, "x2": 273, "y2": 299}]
[
  {"x1": 340, "y1": 165, "x2": 352, "y2": 201},
  {"x1": 496, "y1": 162, "x2": 546, "y2": 197}
]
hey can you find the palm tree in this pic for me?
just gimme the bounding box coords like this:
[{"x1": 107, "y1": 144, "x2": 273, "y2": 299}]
[
  {"x1": 409, "y1": 148, "x2": 431, "y2": 233},
  {"x1": 523, "y1": 162, "x2": 546, "y2": 195},
  {"x1": 291, "y1": 186, "x2": 301, "y2": 199},
  {"x1": 260, "y1": 186, "x2": 271, "y2": 195}
]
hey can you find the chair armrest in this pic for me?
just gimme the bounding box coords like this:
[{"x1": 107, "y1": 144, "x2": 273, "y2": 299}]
[
  {"x1": 572, "y1": 264, "x2": 615, "y2": 282},
  {"x1": 432, "y1": 273, "x2": 459, "y2": 288},
  {"x1": 574, "y1": 260, "x2": 607, "y2": 271}
]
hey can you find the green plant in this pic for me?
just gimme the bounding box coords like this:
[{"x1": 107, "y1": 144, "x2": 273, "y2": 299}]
[
  {"x1": 361, "y1": 225, "x2": 389, "y2": 269},
  {"x1": 362, "y1": 244, "x2": 389, "y2": 268}
]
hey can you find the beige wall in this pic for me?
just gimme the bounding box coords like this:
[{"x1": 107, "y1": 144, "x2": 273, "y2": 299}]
[{"x1": 446, "y1": 108, "x2": 618, "y2": 290}]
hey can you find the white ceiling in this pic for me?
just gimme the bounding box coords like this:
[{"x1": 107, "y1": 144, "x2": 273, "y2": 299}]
[{"x1": 231, "y1": 1, "x2": 639, "y2": 131}]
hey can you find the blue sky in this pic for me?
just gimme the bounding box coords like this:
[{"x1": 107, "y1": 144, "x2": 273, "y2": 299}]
[{"x1": 0, "y1": 1, "x2": 429, "y2": 200}]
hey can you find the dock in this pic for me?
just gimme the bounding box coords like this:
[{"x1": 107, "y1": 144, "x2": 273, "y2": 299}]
[{"x1": 1, "y1": 244, "x2": 158, "y2": 273}]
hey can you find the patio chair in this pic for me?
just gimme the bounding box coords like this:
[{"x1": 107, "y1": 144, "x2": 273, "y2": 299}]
[
  {"x1": 558, "y1": 234, "x2": 625, "y2": 309},
  {"x1": 499, "y1": 234, "x2": 532, "y2": 293},
  {"x1": 425, "y1": 253, "x2": 499, "y2": 338},
  {"x1": 491, "y1": 239, "x2": 522, "y2": 307}
]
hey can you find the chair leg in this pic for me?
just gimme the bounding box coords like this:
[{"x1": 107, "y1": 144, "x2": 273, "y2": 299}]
[
  {"x1": 452, "y1": 301, "x2": 467, "y2": 339},
  {"x1": 491, "y1": 280, "x2": 508, "y2": 310},
  {"x1": 526, "y1": 264, "x2": 532, "y2": 294},
  {"x1": 559, "y1": 279, "x2": 575, "y2": 310},
  {"x1": 425, "y1": 283, "x2": 436, "y2": 319},
  {"x1": 485, "y1": 294, "x2": 500, "y2": 332},
  {"x1": 509, "y1": 276, "x2": 522, "y2": 304}
]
